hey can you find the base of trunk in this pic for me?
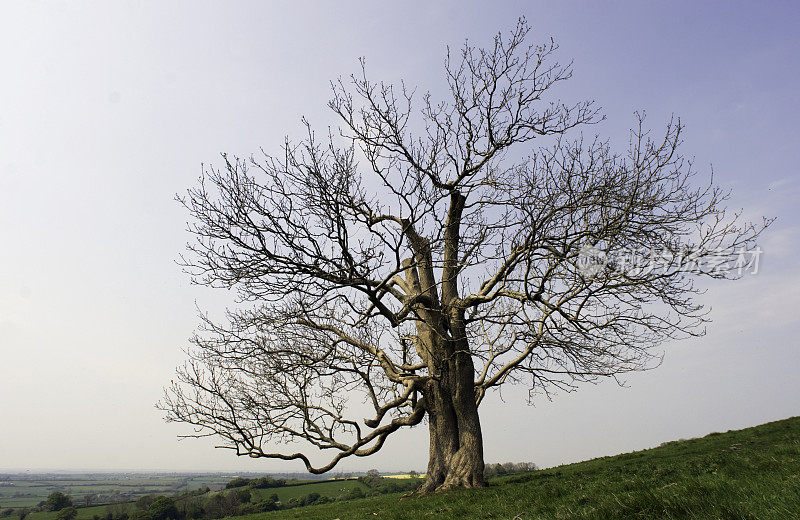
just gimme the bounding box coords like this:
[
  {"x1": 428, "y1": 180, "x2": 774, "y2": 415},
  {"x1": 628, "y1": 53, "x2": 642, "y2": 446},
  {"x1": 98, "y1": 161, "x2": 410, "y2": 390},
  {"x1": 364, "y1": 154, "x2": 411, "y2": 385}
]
[
  {"x1": 417, "y1": 334, "x2": 487, "y2": 493},
  {"x1": 417, "y1": 446, "x2": 487, "y2": 493},
  {"x1": 416, "y1": 474, "x2": 487, "y2": 493}
]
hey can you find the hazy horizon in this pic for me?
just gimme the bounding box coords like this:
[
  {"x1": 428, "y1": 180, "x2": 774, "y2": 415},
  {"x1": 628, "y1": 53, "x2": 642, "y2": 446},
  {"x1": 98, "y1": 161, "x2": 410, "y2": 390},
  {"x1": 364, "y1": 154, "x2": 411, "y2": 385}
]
[{"x1": 2, "y1": 1, "x2": 799, "y2": 474}]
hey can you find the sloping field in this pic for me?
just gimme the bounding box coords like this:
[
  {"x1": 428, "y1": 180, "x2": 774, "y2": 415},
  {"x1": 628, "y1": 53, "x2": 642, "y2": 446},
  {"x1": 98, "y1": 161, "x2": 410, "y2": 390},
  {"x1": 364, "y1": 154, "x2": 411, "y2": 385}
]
[
  {"x1": 230, "y1": 416, "x2": 800, "y2": 519},
  {"x1": 249, "y1": 479, "x2": 370, "y2": 503}
]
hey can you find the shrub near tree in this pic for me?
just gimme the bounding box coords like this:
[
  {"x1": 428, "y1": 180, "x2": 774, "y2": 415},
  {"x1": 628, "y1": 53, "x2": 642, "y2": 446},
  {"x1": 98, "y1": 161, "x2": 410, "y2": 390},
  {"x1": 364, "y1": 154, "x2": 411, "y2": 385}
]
[
  {"x1": 174, "y1": 496, "x2": 203, "y2": 520},
  {"x1": 147, "y1": 497, "x2": 178, "y2": 520},
  {"x1": 236, "y1": 496, "x2": 278, "y2": 515},
  {"x1": 134, "y1": 495, "x2": 157, "y2": 512},
  {"x1": 104, "y1": 501, "x2": 131, "y2": 520},
  {"x1": 358, "y1": 469, "x2": 383, "y2": 488},
  {"x1": 223, "y1": 478, "x2": 249, "y2": 489},
  {"x1": 249, "y1": 477, "x2": 287, "y2": 489},
  {"x1": 54, "y1": 508, "x2": 77, "y2": 520},
  {"x1": 202, "y1": 489, "x2": 250, "y2": 519},
  {"x1": 45, "y1": 493, "x2": 73, "y2": 512}
]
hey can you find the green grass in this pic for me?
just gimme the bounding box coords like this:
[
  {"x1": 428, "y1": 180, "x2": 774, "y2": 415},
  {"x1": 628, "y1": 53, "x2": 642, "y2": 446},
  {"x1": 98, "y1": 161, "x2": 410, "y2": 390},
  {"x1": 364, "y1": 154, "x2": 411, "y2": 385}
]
[
  {"x1": 226, "y1": 416, "x2": 800, "y2": 519},
  {"x1": 249, "y1": 480, "x2": 371, "y2": 503}
]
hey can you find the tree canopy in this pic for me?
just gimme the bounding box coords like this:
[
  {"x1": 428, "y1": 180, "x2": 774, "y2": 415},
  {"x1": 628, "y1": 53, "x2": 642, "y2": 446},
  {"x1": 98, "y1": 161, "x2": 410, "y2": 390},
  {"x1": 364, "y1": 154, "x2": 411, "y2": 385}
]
[{"x1": 160, "y1": 19, "x2": 767, "y2": 491}]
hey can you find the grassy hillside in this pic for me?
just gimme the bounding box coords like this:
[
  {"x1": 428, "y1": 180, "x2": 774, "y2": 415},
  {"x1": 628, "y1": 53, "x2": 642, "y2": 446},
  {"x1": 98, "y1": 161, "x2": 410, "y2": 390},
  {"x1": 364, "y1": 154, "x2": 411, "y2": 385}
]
[
  {"x1": 231, "y1": 416, "x2": 800, "y2": 519},
  {"x1": 248, "y1": 480, "x2": 369, "y2": 503}
]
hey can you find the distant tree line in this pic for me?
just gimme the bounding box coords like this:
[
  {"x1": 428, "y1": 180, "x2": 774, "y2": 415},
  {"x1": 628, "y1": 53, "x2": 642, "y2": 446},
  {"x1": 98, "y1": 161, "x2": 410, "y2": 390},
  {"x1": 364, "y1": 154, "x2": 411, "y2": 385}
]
[
  {"x1": 93, "y1": 473, "x2": 422, "y2": 519},
  {"x1": 484, "y1": 462, "x2": 539, "y2": 478},
  {"x1": 224, "y1": 477, "x2": 288, "y2": 489}
]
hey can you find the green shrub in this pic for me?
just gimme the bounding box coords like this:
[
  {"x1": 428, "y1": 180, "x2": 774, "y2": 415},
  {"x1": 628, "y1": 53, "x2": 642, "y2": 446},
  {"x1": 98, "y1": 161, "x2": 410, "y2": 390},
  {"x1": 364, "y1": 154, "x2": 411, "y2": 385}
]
[
  {"x1": 224, "y1": 478, "x2": 249, "y2": 489},
  {"x1": 55, "y1": 508, "x2": 77, "y2": 520},
  {"x1": 147, "y1": 497, "x2": 177, "y2": 520},
  {"x1": 45, "y1": 493, "x2": 73, "y2": 512}
]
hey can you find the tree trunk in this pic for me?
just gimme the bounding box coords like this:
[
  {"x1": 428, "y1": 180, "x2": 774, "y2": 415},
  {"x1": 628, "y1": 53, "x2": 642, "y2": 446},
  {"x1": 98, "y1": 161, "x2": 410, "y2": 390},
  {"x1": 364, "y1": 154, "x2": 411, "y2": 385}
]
[
  {"x1": 404, "y1": 245, "x2": 486, "y2": 492},
  {"x1": 418, "y1": 349, "x2": 486, "y2": 492}
]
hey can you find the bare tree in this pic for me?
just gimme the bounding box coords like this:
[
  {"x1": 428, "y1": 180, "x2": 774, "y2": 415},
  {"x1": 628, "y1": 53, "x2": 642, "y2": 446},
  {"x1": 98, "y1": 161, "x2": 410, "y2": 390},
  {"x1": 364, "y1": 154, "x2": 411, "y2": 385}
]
[{"x1": 160, "y1": 19, "x2": 768, "y2": 491}]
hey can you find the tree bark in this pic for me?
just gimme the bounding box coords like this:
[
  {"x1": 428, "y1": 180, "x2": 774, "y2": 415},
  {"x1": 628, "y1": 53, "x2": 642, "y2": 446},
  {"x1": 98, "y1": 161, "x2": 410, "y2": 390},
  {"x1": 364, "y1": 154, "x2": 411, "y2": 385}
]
[
  {"x1": 404, "y1": 225, "x2": 486, "y2": 492},
  {"x1": 418, "y1": 349, "x2": 486, "y2": 492}
]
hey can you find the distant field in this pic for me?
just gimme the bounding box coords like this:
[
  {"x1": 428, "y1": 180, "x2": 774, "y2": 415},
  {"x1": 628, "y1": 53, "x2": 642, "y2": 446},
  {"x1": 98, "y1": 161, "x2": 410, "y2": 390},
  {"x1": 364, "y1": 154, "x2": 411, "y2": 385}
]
[
  {"x1": 0, "y1": 475, "x2": 233, "y2": 509},
  {"x1": 12, "y1": 477, "x2": 414, "y2": 519}
]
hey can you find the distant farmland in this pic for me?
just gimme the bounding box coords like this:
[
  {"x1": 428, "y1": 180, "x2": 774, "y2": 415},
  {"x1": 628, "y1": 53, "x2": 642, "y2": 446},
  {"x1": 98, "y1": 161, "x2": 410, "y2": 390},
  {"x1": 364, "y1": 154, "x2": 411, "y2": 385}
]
[
  {"x1": 0, "y1": 474, "x2": 233, "y2": 509},
  {"x1": 10, "y1": 475, "x2": 420, "y2": 520},
  {"x1": 0, "y1": 473, "x2": 419, "y2": 515}
]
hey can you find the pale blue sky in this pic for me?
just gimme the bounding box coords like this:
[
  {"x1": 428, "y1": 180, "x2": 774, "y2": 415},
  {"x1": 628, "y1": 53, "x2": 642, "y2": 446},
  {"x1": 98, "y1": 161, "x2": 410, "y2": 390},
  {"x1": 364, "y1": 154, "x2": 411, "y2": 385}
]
[{"x1": 1, "y1": 1, "x2": 798, "y2": 472}]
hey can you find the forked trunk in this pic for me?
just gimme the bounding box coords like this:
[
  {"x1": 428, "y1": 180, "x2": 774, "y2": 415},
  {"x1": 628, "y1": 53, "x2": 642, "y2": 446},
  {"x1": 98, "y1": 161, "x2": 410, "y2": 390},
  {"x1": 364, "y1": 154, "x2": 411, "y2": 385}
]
[
  {"x1": 403, "y1": 232, "x2": 486, "y2": 492},
  {"x1": 418, "y1": 350, "x2": 486, "y2": 492}
]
